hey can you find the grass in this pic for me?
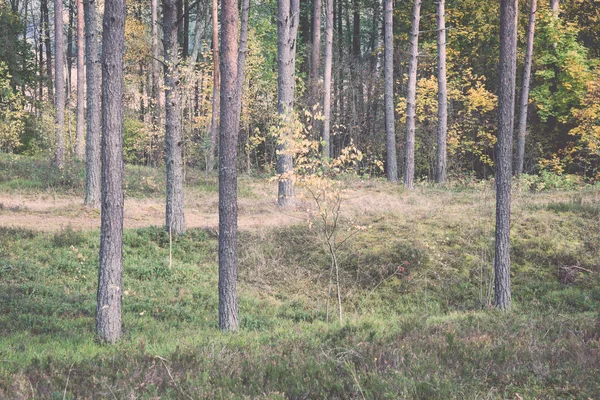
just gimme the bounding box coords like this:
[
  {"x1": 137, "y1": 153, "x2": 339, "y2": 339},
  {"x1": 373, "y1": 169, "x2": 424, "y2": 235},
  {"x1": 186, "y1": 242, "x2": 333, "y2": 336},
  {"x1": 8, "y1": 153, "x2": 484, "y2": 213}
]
[{"x1": 1, "y1": 157, "x2": 600, "y2": 398}]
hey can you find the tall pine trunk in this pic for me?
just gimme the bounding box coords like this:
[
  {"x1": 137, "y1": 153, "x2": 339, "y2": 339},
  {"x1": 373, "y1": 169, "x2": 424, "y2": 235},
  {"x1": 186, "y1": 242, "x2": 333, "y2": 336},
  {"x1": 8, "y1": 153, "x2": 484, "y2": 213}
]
[
  {"x1": 403, "y1": 0, "x2": 421, "y2": 189},
  {"x1": 322, "y1": 0, "x2": 333, "y2": 159},
  {"x1": 309, "y1": 0, "x2": 321, "y2": 123},
  {"x1": 96, "y1": 0, "x2": 126, "y2": 344},
  {"x1": 276, "y1": 0, "x2": 300, "y2": 206},
  {"x1": 515, "y1": 0, "x2": 536, "y2": 176},
  {"x1": 75, "y1": 0, "x2": 85, "y2": 159},
  {"x1": 383, "y1": 0, "x2": 397, "y2": 182},
  {"x1": 218, "y1": 0, "x2": 240, "y2": 332},
  {"x1": 84, "y1": 0, "x2": 101, "y2": 207},
  {"x1": 435, "y1": 0, "x2": 447, "y2": 183},
  {"x1": 494, "y1": 0, "x2": 518, "y2": 311},
  {"x1": 42, "y1": 0, "x2": 53, "y2": 98},
  {"x1": 53, "y1": 0, "x2": 66, "y2": 168},
  {"x1": 163, "y1": 0, "x2": 186, "y2": 235},
  {"x1": 208, "y1": 0, "x2": 220, "y2": 172},
  {"x1": 151, "y1": 0, "x2": 162, "y2": 134}
]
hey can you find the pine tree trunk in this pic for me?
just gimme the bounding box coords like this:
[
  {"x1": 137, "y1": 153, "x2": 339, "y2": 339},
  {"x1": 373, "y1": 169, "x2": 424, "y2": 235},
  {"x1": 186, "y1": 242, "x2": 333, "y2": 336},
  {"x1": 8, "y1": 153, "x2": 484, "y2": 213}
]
[
  {"x1": 75, "y1": 0, "x2": 85, "y2": 160},
  {"x1": 550, "y1": 0, "x2": 558, "y2": 14},
  {"x1": 515, "y1": 0, "x2": 536, "y2": 177},
  {"x1": 208, "y1": 0, "x2": 220, "y2": 173},
  {"x1": 218, "y1": 0, "x2": 240, "y2": 332},
  {"x1": 183, "y1": 0, "x2": 190, "y2": 57},
  {"x1": 163, "y1": 0, "x2": 186, "y2": 235},
  {"x1": 403, "y1": 0, "x2": 421, "y2": 189},
  {"x1": 276, "y1": 0, "x2": 300, "y2": 206},
  {"x1": 42, "y1": 0, "x2": 53, "y2": 98},
  {"x1": 190, "y1": 1, "x2": 204, "y2": 63},
  {"x1": 435, "y1": 0, "x2": 448, "y2": 184},
  {"x1": 53, "y1": 0, "x2": 66, "y2": 168},
  {"x1": 96, "y1": 0, "x2": 126, "y2": 344},
  {"x1": 235, "y1": 0, "x2": 249, "y2": 113},
  {"x1": 494, "y1": 0, "x2": 518, "y2": 311},
  {"x1": 384, "y1": 0, "x2": 397, "y2": 182},
  {"x1": 322, "y1": 0, "x2": 333, "y2": 159},
  {"x1": 84, "y1": 0, "x2": 101, "y2": 208},
  {"x1": 309, "y1": 0, "x2": 321, "y2": 121},
  {"x1": 151, "y1": 0, "x2": 162, "y2": 135}
]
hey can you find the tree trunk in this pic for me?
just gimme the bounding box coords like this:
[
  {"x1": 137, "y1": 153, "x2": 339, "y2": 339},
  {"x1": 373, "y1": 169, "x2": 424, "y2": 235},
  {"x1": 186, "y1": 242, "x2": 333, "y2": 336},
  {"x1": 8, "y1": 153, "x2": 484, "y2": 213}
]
[
  {"x1": 494, "y1": 0, "x2": 518, "y2": 311},
  {"x1": 67, "y1": 0, "x2": 74, "y2": 98},
  {"x1": 515, "y1": 0, "x2": 536, "y2": 177},
  {"x1": 235, "y1": 0, "x2": 249, "y2": 113},
  {"x1": 309, "y1": 0, "x2": 321, "y2": 121},
  {"x1": 183, "y1": 0, "x2": 190, "y2": 57},
  {"x1": 84, "y1": 0, "x2": 101, "y2": 208},
  {"x1": 276, "y1": 0, "x2": 300, "y2": 206},
  {"x1": 96, "y1": 0, "x2": 126, "y2": 344},
  {"x1": 383, "y1": 0, "x2": 397, "y2": 182},
  {"x1": 403, "y1": 0, "x2": 421, "y2": 189},
  {"x1": 75, "y1": 0, "x2": 85, "y2": 160},
  {"x1": 42, "y1": 0, "x2": 53, "y2": 98},
  {"x1": 550, "y1": 0, "x2": 558, "y2": 14},
  {"x1": 190, "y1": 0, "x2": 204, "y2": 63},
  {"x1": 218, "y1": 0, "x2": 240, "y2": 332},
  {"x1": 322, "y1": 0, "x2": 333, "y2": 159},
  {"x1": 53, "y1": 0, "x2": 66, "y2": 168},
  {"x1": 435, "y1": 0, "x2": 447, "y2": 184},
  {"x1": 208, "y1": 0, "x2": 220, "y2": 173},
  {"x1": 163, "y1": 0, "x2": 186, "y2": 235}
]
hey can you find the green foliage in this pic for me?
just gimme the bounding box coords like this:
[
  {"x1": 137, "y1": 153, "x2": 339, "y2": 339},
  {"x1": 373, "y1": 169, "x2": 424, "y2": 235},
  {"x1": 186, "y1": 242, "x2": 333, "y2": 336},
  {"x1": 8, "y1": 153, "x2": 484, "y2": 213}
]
[{"x1": 518, "y1": 170, "x2": 584, "y2": 192}]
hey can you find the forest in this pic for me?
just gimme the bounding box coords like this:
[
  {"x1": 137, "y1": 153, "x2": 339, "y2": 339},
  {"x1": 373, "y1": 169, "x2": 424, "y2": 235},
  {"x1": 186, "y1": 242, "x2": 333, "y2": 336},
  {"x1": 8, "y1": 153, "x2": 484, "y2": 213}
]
[{"x1": 0, "y1": 0, "x2": 599, "y2": 398}]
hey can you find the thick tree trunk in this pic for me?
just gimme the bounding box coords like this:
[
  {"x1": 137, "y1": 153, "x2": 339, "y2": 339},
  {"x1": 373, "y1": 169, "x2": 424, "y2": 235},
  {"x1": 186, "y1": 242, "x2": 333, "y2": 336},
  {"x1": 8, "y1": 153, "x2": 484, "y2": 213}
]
[
  {"x1": 515, "y1": 0, "x2": 536, "y2": 177},
  {"x1": 322, "y1": 0, "x2": 333, "y2": 159},
  {"x1": 277, "y1": 0, "x2": 300, "y2": 206},
  {"x1": 84, "y1": 0, "x2": 101, "y2": 208},
  {"x1": 435, "y1": 0, "x2": 447, "y2": 183},
  {"x1": 309, "y1": 0, "x2": 321, "y2": 119},
  {"x1": 208, "y1": 0, "x2": 220, "y2": 173},
  {"x1": 383, "y1": 0, "x2": 397, "y2": 182},
  {"x1": 96, "y1": 0, "x2": 126, "y2": 344},
  {"x1": 163, "y1": 0, "x2": 186, "y2": 235},
  {"x1": 494, "y1": 0, "x2": 518, "y2": 311},
  {"x1": 75, "y1": 0, "x2": 85, "y2": 160},
  {"x1": 53, "y1": 0, "x2": 66, "y2": 168},
  {"x1": 403, "y1": 0, "x2": 421, "y2": 189},
  {"x1": 218, "y1": 0, "x2": 240, "y2": 332}
]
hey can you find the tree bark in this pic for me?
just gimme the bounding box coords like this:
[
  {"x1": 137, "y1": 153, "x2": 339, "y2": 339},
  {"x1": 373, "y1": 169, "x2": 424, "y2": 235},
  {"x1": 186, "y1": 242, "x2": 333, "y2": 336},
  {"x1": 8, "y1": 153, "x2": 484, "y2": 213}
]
[
  {"x1": 309, "y1": 0, "x2": 321, "y2": 120},
  {"x1": 75, "y1": 0, "x2": 85, "y2": 160},
  {"x1": 218, "y1": 0, "x2": 239, "y2": 332},
  {"x1": 183, "y1": 0, "x2": 190, "y2": 57},
  {"x1": 163, "y1": 0, "x2": 186, "y2": 235},
  {"x1": 53, "y1": 0, "x2": 66, "y2": 168},
  {"x1": 208, "y1": 0, "x2": 220, "y2": 173},
  {"x1": 84, "y1": 0, "x2": 101, "y2": 207},
  {"x1": 190, "y1": 0, "x2": 204, "y2": 63},
  {"x1": 41, "y1": 0, "x2": 53, "y2": 98},
  {"x1": 384, "y1": 0, "x2": 397, "y2": 182},
  {"x1": 235, "y1": 0, "x2": 249, "y2": 114},
  {"x1": 435, "y1": 0, "x2": 447, "y2": 184},
  {"x1": 151, "y1": 0, "x2": 163, "y2": 135},
  {"x1": 494, "y1": 0, "x2": 518, "y2": 311},
  {"x1": 276, "y1": 0, "x2": 300, "y2": 206},
  {"x1": 515, "y1": 0, "x2": 536, "y2": 177},
  {"x1": 322, "y1": 0, "x2": 333, "y2": 159},
  {"x1": 550, "y1": 0, "x2": 559, "y2": 14},
  {"x1": 96, "y1": 0, "x2": 126, "y2": 344},
  {"x1": 403, "y1": 0, "x2": 421, "y2": 189}
]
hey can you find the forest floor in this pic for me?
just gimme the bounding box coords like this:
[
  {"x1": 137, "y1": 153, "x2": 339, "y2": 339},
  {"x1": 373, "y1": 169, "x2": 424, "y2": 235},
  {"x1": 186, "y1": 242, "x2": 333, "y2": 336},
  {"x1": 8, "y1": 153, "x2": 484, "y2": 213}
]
[{"x1": 1, "y1": 154, "x2": 600, "y2": 399}]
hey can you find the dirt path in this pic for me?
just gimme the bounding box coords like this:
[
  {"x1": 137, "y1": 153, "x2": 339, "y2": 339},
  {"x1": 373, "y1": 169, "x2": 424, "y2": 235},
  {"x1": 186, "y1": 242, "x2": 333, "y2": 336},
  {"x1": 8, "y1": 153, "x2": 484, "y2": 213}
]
[{"x1": 0, "y1": 186, "x2": 306, "y2": 232}]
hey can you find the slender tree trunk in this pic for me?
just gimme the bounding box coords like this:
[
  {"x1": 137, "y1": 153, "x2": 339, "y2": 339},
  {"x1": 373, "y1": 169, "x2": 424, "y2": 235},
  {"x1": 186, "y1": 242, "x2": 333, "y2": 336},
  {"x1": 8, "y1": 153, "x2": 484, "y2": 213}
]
[
  {"x1": 84, "y1": 0, "x2": 101, "y2": 207},
  {"x1": 383, "y1": 0, "x2": 397, "y2": 182},
  {"x1": 403, "y1": 0, "x2": 421, "y2": 189},
  {"x1": 42, "y1": 0, "x2": 53, "y2": 98},
  {"x1": 515, "y1": 0, "x2": 536, "y2": 177},
  {"x1": 218, "y1": 0, "x2": 240, "y2": 332},
  {"x1": 53, "y1": 0, "x2": 66, "y2": 168},
  {"x1": 494, "y1": 0, "x2": 518, "y2": 311},
  {"x1": 550, "y1": 0, "x2": 558, "y2": 14},
  {"x1": 435, "y1": 0, "x2": 447, "y2": 183},
  {"x1": 163, "y1": 0, "x2": 186, "y2": 235},
  {"x1": 276, "y1": 0, "x2": 300, "y2": 206},
  {"x1": 96, "y1": 0, "x2": 126, "y2": 344},
  {"x1": 183, "y1": 0, "x2": 190, "y2": 56},
  {"x1": 309, "y1": 0, "x2": 321, "y2": 121},
  {"x1": 151, "y1": 0, "x2": 163, "y2": 146},
  {"x1": 235, "y1": 0, "x2": 249, "y2": 114},
  {"x1": 67, "y1": 0, "x2": 74, "y2": 97},
  {"x1": 191, "y1": 1, "x2": 204, "y2": 62},
  {"x1": 208, "y1": 0, "x2": 220, "y2": 172},
  {"x1": 75, "y1": 0, "x2": 85, "y2": 159},
  {"x1": 322, "y1": 0, "x2": 333, "y2": 159}
]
